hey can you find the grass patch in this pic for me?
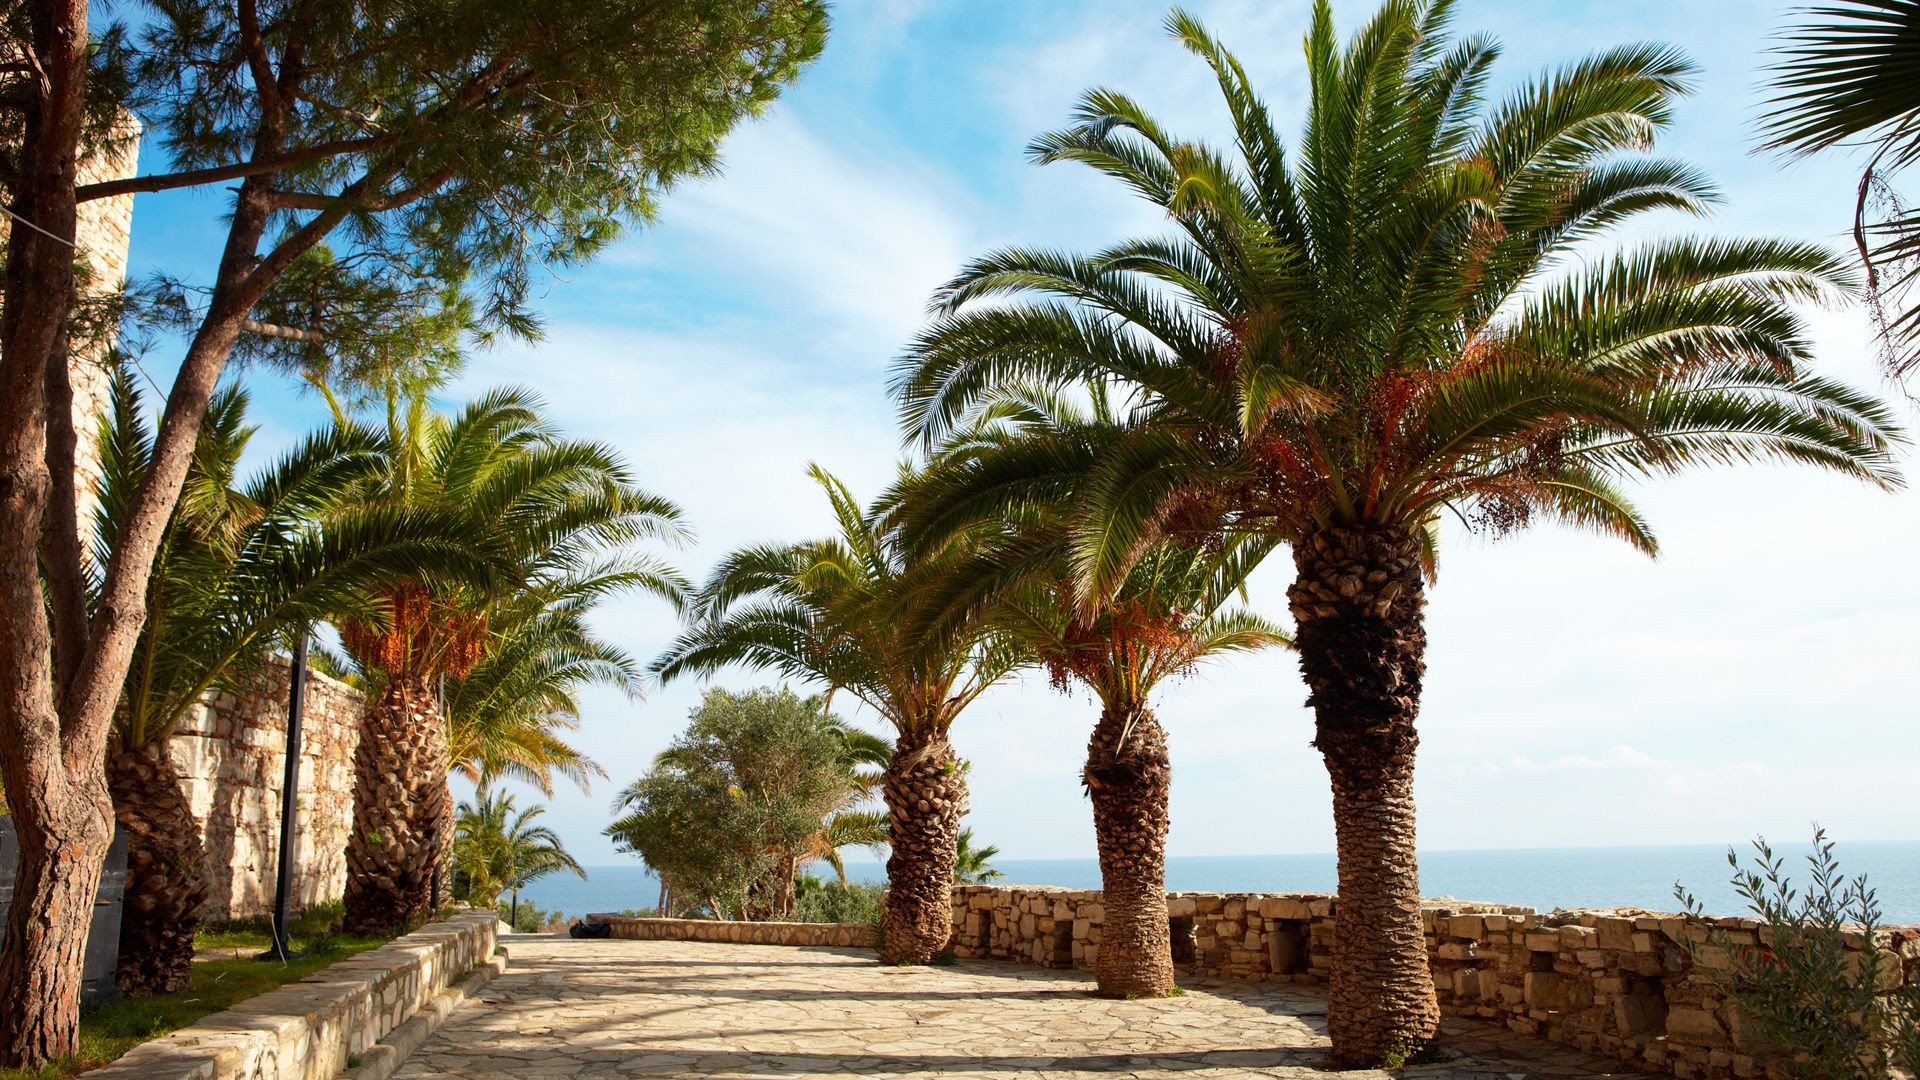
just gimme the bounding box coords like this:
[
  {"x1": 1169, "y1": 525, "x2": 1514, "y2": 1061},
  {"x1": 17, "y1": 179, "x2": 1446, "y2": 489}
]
[{"x1": 0, "y1": 904, "x2": 387, "y2": 1080}]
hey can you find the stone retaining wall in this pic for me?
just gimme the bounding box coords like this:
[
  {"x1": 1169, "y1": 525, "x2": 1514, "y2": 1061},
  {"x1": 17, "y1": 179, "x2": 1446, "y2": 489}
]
[
  {"x1": 590, "y1": 914, "x2": 873, "y2": 949},
  {"x1": 85, "y1": 910, "x2": 500, "y2": 1080},
  {"x1": 174, "y1": 656, "x2": 364, "y2": 921},
  {"x1": 951, "y1": 885, "x2": 1920, "y2": 1080}
]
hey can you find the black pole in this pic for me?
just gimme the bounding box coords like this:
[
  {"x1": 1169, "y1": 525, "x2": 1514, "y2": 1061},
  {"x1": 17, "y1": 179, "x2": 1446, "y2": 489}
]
[
  {"x1": 430, "y1": 673, "x2": 446, "y2": 913},
  {"x1": 260, "y1": 635, "x2": 308, "y2": 962}
]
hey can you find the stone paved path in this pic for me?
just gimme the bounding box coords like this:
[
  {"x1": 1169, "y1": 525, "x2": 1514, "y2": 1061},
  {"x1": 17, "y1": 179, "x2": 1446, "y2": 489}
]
[{"x1": 395, "y1": 936, "x2": 1643, "y2": 1079}]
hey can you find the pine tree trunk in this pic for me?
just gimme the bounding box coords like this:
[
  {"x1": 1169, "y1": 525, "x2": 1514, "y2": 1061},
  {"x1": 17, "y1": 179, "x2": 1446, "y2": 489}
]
[
  {"x1": 0, "y1": 0, "x2": 99, "y2": 1067},
  {"x1": 880, "y1": 729, "x2": 965, "y2": 964},
  {"x1": 107, "y1": 743, "x2": 208, "y2": 995},
  {"x1": 0, "y1": 776, "x2": 111, "y2": 1067},
  {"x1": 1289, "y1": 525, "x2": 1439, "y2": 1068},
  {"x1": 343, "y1": 675, "x2": 449, "y2": 935},
  {"x1": 1085, "y1": 701, "x2": 1175, "y2": 998}
]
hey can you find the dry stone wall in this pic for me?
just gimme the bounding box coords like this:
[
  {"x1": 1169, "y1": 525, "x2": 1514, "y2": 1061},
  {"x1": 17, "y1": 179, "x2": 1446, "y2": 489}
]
[
  {"x1": 951, "y1": 885, "x2": 1920, "y2": 1080},
  {"x1": 591, "y1": 914, "x2": 873, "y2": 949},
  {"x1": 172, "y1": 656, "x2": 364, "y2": 921}
]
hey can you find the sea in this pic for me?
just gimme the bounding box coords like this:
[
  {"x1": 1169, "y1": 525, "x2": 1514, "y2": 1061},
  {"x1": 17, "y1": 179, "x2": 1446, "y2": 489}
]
[{"x1": 518, "y1": 841, "x2": 1920, "y2": 924}]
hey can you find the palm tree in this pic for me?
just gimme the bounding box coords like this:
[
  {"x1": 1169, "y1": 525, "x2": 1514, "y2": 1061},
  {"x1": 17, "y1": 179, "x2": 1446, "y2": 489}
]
[
  {"x1": 445, "y1": 580, "x2": 647, "y2": 796},
  {"x1": 93, "y1": 372, "x2": 490, "y2": 993},
  {"x1": 452, "y1": 784, "x2": 585, "y2": 929},
  {"x1": 897, "y1": 382, "x2": 1289, "y2": 997},
  {"x1": 335, "y1": 384, "x2": 685, "y2": 934},
  {"x1": 653, "y1": 466, "x2": 1022, "y2": 963},
  {"x1": 952, "y1": 828, "x2": 1003, "y2": 885},
  {"x1": 891, "y1": 3, "x2": 1902, "y2": 1062},
  {"x1": 1764, "y1": 0, "x2": 1920, "y2": 384}
]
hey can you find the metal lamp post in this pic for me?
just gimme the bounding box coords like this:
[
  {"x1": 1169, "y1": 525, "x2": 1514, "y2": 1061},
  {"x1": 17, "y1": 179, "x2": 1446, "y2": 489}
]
[{"x1": 259, "y1": 633, "x2": 309, "y2": 962}]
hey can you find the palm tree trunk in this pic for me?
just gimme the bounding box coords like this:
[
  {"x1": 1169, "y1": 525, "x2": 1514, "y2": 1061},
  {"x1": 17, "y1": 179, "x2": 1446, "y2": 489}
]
[
  {"x1": 1085, "y1": 701, "x2": 1174, "y2": 998},
  {"x1": 879, "y1": 729, "x2": 966, "y2": 964},
  {"x1": 1289, "y1": 525, "x2": 1439, "y2": 1068},
  {"x1": 343, "y1": 674, "x2": 450, "y2": 935},
  {"x1": 107, "y1": 743, "x2": 208, "y2": 995}
]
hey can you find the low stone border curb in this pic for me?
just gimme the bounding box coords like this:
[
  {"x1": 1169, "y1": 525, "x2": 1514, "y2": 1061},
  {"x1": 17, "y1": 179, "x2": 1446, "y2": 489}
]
[
  {"x1": 84, "y1": 910, "x2": 501, "y2": 1080},
  {"x1": 341, "y1": 945, "x2": 507, "y2": 1080}
]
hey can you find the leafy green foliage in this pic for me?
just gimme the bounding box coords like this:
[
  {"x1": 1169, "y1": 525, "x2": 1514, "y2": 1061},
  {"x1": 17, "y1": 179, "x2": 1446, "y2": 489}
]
[
  {"x1": 331, "y1": 382, "x2": 686, "y2": 689},
  {"x1": 96, "y1": 367, "x2": 495, "y2": 750},
  {"x1": 1763, "y1": 0, "x2": 1920, "y2": 384},
  {"x1": 494, "y1": 901, "x2": 569, "y2": 934},
  {"x1": 115, "y1": 0, "x2": 828, "y2": 351},
  {"x1": 653, "y1": 467, "x2": 1022, "y2": 739},
  {"x1": 792, "y1": 876, "x2": 886, "y2": 925},
  {"x1": 952, "y1": 828, "x2": 1004, "y2": 884},
  {"x1": 892, "y1": 381, "x2": 1290, "y2": 715},
  {"x1": 1675, "y1": 829, "x2": 1920, "y2": 1079},
  {"x1": 606, "y1": 687, "x2": 885, "y2": 920},
  {"x1": 452, "y1": 785, "x2": 585, "y2": 908}
]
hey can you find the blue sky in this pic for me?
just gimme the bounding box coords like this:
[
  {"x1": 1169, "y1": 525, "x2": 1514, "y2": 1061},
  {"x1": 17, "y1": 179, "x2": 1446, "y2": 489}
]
[{"x1": 123, "y1": 0, "x2": 1920, "y2": 865}]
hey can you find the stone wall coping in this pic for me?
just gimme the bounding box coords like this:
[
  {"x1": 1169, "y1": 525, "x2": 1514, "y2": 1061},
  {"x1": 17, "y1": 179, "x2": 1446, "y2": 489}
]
[
  {"x1": 588, "y1": 913, "x2": 869, "y2": 931},
  {"x1": 951, "y1": 884, "x2": 1920, "y2": 932},
  {"x1": 589, "y1": 914, "x2": 874, "y2": 949},
  {"x1": 84, "y1": 910, "x2": 500, "y2": 1080}
]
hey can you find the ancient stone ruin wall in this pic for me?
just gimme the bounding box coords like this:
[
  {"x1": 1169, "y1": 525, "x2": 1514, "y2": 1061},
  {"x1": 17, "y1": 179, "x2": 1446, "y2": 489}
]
[
  {"x1": 951, "y1": 885, "x2": 1920, "y2": 1080},
  {"x1": 170, "y1": 656, "x2": 364, "y2": 921}
]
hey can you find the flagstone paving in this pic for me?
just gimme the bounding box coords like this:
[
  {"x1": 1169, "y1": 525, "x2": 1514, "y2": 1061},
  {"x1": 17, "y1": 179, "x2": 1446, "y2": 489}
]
[{"x1": 394, "y1": 936, "x2": 1642, "y2": 1079}]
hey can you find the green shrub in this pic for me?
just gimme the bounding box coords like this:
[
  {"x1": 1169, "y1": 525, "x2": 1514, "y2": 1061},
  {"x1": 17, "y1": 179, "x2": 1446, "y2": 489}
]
[
  {"x1": 494, "y1": 901, "x2": 567, "y2": 933},
  {"x1": 793, "y1": 880, "x2": 884, "y2": 925},
  {"x1": 1676, "y1": 829, "x2": 1920, "y2": 1080}
]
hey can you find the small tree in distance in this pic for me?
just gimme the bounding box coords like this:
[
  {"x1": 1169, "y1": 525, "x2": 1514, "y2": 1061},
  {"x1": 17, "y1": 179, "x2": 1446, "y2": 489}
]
[{"x1": 607, "y1": 687, "x2": 877, "y2": 920}]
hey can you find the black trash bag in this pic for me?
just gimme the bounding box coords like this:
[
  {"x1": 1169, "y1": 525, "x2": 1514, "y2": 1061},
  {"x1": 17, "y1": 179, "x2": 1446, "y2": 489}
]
[{"x1": 569, "y1": 920, "x2": 612, "y2": 939}]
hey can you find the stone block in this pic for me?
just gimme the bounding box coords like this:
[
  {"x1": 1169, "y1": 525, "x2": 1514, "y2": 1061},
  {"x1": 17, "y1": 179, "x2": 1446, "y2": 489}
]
[
  {"x1": 1448, "y1": 915, "x2": 1486, "y2": 939},
  {"x1": 1559, "y1": 925, "x2": 1598, "y2": 949},
  {"x1": 1524, "y1": 971, "x2": 1564, "y2": 1010},
  {"x1": 1666, "y1": 1006, "x2": 1730, "y2": 1048}
]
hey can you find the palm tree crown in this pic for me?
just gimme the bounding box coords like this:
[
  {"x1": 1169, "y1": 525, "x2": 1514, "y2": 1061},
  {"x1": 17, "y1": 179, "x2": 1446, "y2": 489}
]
[
  {"x1": 1763, "y1": 0, "x2": 1920, "y2": 382},
  {"x1": 895, "y1": 3, "x2": 1901, "y2": 602},
  {"x1": 653, "y1": 464, "x2": 1018, "y2": 736},
  {"x1": 335, "y1": 383, "x2": 687, "y2": 684}
]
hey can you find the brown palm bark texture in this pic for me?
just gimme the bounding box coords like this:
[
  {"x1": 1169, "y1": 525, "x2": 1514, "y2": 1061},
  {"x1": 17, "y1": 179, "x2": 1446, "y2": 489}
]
[
  {"x1": 1288, "y1": 524, "x2": 1440, "y2": 1068},
  {"x1": 106, "y1": 743, "x2": 210, "y2": 995},
  {"x1": 343, "y1": 675, "x2": 450, "y2": 935},
  {"x1": 1085, "y1": 701, "x2": 1175, "y2": 998},
  {"x1": 880, "y1": 729, "x2": 966, "y2": 964}
]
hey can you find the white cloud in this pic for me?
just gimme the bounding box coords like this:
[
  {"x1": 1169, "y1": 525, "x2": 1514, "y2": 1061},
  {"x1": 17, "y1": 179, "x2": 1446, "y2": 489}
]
[{"x1": 650, "y1": 118, "x2": 975, "y2": 356}]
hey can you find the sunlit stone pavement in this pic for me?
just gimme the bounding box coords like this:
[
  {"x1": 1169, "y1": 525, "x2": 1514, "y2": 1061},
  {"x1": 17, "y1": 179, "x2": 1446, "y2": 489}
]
[{"x1": 394, "y1": 936, "x2": 1639, "y2": 1079}]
